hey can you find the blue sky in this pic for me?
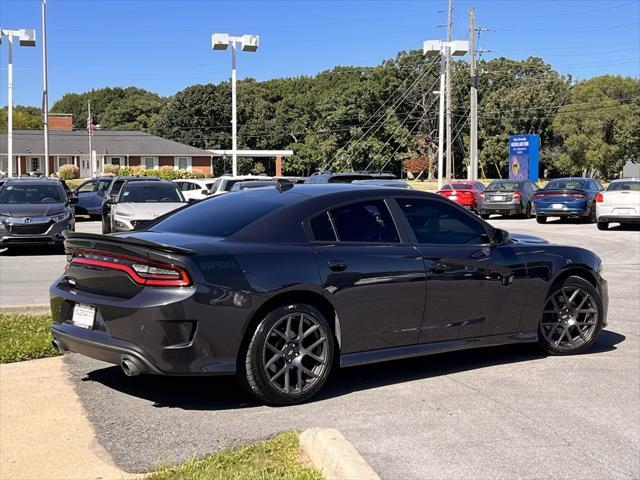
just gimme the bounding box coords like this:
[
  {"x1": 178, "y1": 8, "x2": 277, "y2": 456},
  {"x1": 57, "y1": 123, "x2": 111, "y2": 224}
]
[{"x1": 1, "y1": 0, "x2": 639, "y2": 107}]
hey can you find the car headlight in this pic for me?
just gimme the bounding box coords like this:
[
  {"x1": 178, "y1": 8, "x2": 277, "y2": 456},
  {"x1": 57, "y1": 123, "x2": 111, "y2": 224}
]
[{"x1": 51, "y1": 211, "x2": 71, "y2": 222}]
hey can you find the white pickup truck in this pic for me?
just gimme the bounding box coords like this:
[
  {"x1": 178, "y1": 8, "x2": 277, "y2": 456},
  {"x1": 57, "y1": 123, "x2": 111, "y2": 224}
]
[{"x1": 596, "y1": 178, "x2": 640, "y2": 230}]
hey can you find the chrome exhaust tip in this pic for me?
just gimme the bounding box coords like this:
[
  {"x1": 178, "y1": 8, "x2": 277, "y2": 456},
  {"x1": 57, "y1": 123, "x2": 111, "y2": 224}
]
[
  {"x1": 120, "y1": 356, "x2": 142, "y2": 377},
  {"x1": 51, "y1": 339, "x2": 66, "y2": 354}
]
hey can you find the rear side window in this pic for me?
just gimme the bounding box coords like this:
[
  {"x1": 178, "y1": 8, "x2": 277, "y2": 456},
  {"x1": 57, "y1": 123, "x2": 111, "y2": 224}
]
[
  {"x1": 150, "y1": 190, "x2": 295, "y2": 237},
  {"x1": 97, "y1": 179, "x2": 111, "y2": 192},
  {"x1": 397, "y1": 198, "x2": 489, "y2": 245},
  {"x1": 310, "y1": 213, "x2": 336, "y2": 241},
  {"x1": 329, "y1": 200, "x2": 399, "y2": 243}
]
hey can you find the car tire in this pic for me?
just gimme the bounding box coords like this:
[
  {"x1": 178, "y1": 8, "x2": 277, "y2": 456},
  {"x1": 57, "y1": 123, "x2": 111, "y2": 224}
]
[
  {"x1": 480, "y1": 214, "x2": 490, "y2": 219},
  {"x1": 597, "y1": 220, "x2": 609, "y2": 230},
  {"x1": 101, "y1": 216, "x2": 111, "y2": 234},
  {"x1": 536, "y1": 215, "x2": 547, "y2": 224},
  {"x1": 522, "y1": 202, "x2": 532, "y2": 219},
  {"x1": 538, "y1": 276, "x2": 603, "y2": 356},
  {"x1": 586, "y1": 205, "x2": 597, "y2": 223},
  {"x1": 240, "y1": 303, "x2": 334, "y2": 406}
]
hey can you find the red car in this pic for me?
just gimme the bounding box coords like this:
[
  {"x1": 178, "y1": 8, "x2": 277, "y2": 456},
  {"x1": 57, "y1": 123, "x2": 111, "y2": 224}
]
[{"x1": 436, "y1": 181, "x2": 486, "y2": 211}]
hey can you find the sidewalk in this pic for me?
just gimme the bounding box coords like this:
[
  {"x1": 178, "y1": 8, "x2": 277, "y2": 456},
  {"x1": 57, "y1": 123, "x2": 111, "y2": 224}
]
[{"x1": 0, "y1": 356, "x2": 133, "y2": 480}]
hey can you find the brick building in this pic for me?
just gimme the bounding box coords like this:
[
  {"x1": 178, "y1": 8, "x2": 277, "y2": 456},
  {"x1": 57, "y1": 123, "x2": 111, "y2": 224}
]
[{"x1": 0, "y1": 114, "x2": 214, "y2": 177}]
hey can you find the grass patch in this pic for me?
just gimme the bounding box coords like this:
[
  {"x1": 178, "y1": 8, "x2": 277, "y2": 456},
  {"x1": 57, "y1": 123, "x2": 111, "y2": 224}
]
[
  {"x1": 148, "y1": 431, "x2": 322, "y2": 480},
  {"x1": 0, "y1": 314, "x2": 58, "y2": 363}
]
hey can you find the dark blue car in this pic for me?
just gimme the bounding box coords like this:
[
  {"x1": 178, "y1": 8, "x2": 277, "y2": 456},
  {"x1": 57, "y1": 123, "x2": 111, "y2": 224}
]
[
  {"x1": 533, "y1": 177, "x2": 604, "y2": 224},
  {"x1": 73, "y1": 177, "x2": 114, "y2": 219}
]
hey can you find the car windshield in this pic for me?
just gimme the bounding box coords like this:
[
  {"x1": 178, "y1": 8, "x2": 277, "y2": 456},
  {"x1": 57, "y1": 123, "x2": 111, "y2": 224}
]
[
  {"x1": 150, "y1": 189, "x2": 295, "y2": 237},
  {"x1": 120, "y1": 184, "x2": 184, "y2": 203},
  {"x1": 487, "y1": 181, "x2": 520, "y2": 191},
  {"x1": 224, "y1": 179, "x2": 267, "y2": 191},
  {"x1": 607, "y1": 181, "x2": 640, "y2": 191},
  {"x1": 0, "y1": 184, "x2": 64, "y2": 204},
  {"x1": 546, "y1": 179, "x2": 586, "y2": 190},
  {"x1": 441, "y1": 183, "x2": 475, "y2": 190}
]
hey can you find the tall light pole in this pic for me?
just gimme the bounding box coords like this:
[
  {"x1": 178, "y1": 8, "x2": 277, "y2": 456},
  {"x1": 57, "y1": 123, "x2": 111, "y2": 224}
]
[
  {"x1": 42, "y1": 0, "x2": 50, "y2": 177},
  {"x1": 211, "y1": 33, "x2": 259, "y2": 176},
  {"x1": 468, "y1": 7, "x2": 478, "y2": 181},
  {"x1": 423, "y1": 39, "x2": 468, "y2": 189},
  {"x1": 1, "y1": 28, "x2": 36, "y2": 177}
]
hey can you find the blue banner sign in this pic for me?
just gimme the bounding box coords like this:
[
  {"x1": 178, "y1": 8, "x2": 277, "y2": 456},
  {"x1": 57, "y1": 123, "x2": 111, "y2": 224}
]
[{"x1": 508, "y1": 134, "x2": 540, "y2": 181}]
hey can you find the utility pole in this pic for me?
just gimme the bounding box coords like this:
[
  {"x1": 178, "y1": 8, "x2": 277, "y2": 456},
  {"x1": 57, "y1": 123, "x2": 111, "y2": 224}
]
[
  {"x1": 88, "y1": 100, "x2": 93, "y2": 178},
  {"x1": 42, "y1": 0, "x2": 50, "y2": 176},
  {"x1": 469, "y1": 7, "x2": 478, "y2": 181},
  {"x1": 445, "y1": 0, "x2": 453, "y2": 182},
  {"x1": 437, "y1": 53, "x2": 446, "y2": 189}
]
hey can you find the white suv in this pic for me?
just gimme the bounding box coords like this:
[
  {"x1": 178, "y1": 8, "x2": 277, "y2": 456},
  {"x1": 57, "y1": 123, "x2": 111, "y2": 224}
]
[
  {"x1": 208, "y1": 175, "x2": 273, "y2": 196},
  {"x1": 173, "y1": 179, "x2": 217, "y2": 201},
  {"x1": 596, "y1": 178, "x2": 640, "y2": 230}
]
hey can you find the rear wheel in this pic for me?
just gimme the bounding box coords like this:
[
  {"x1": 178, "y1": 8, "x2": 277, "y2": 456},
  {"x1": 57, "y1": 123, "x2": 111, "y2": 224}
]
[
  {"x1": 586, "y1": 205, "x2": 597, "y2": 223},
  {"x1": 480, "y1": 213, "x2": 490, "y2": 219},
  {"x1": 523, "y1": 202, "x2": 532, "y2": 219},
  {"x1": 101, "y1": 215, "x2": 111, "y2": 234},
  {"x1": 240, "y1": 304, "x2": 334, "y2": 405},
  {"x1": 597, "y1": 220, "x2": 609, "y2": 230},
  {"x1": 536, "y1": 215, "x2": 547, "y2": 224},
  {"x1": 538, "y1": 276, "x2": 603, "y2": 355}
]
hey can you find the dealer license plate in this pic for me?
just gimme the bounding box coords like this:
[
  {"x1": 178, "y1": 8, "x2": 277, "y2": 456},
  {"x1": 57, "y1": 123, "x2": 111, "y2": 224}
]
[
  {"x1": 552, "y1": 203, "x2": 564, "y2": 209},
  {"x1": 72, "y1": 304, "x2": 95, "y2": 329},
  {"x1": 492, "y1": 195, "x2": 505, "y2": 201},
  {"x1": 615, "y1": 209, "x2": 632, "y2": 215}
]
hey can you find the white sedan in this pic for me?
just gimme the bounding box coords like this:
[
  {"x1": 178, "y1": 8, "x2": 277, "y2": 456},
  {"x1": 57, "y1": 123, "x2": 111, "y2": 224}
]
[
  {"x1": 596, "y1": 178, "x2": 640, "y2": 230},
  {"x1": 173, "y1": 178, "x2": 217, "y2": 201}
]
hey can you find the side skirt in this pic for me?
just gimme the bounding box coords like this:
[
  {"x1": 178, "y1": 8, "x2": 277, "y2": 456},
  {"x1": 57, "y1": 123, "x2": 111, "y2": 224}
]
[{"x1": 340, "y1": 331, "x2": 538, "y2": 368}]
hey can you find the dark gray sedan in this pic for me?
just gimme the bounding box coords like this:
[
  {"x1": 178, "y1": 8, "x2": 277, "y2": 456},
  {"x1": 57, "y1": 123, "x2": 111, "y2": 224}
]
[{"x1": 478, "y1": 180, "x2": 539, "y2": 219}]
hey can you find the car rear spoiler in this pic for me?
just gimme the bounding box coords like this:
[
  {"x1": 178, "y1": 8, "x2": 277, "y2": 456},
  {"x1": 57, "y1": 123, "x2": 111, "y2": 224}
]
[{"x1": 62, "y1": 231, "x2": 196, "y2": 255}]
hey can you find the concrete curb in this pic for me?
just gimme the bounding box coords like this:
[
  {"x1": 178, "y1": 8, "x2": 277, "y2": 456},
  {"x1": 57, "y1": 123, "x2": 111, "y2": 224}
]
[
  {"x1": 0, "y1": 304, "x2": 50, "y2": 315},
  {"x1": 299, "y1": 428, "x2": 380, "y2": 480}
]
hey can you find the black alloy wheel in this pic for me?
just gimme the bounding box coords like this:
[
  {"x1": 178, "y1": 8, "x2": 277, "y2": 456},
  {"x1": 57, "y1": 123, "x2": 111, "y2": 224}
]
[
  {"x1": 538, "y1": 276, "x2": 603, "y2": 355},
  {"x1": 241, "y1": 304, "x2": 334, "y2": 405}
]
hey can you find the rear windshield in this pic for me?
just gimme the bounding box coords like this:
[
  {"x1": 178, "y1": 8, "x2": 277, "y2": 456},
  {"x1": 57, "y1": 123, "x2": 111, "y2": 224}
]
[
  {"x1": 546, "y1": 179, "x2": 586, "y2": 190},
  {"x1": 486, "y1": 181, "x2": 520, "y2": 191},
  {"x1": 0, "y1": 184, "x2": 64, "y2": 204},
  {"x1": 120, "y1": 184, "x2": 184, "y2": 203},
  {"x1": 223, "y1": 178, "x2": 267, "y2": 191},
  {"x1": 607, "y1": 181, "x2": 640, "y2": 191},
  {"x1": 441, "y1": 183, "x2": 475, "y2": 190},
  {"x1": 328, "y1": 175, "x2": 372, "y2": 183},
  {"x1": 149, "y1": 189, "x2": 295, "y2": 237}
]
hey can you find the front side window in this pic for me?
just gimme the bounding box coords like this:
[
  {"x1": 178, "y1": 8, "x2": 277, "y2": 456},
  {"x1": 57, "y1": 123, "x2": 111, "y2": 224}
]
[
  {"x1": 397, "y1": 197, "x2": 489, "y2": 245},
  {"x1": 329, "y1": 199, "x2": 399, "y2": 243},
  {"x1": 77, "y1": 180, "x2": 96, "y2": 193},
  {"x1": 0, "y1": 184, "x2": 64, "y2": 204},
  {"x1": 97, "y1": 179, "x2": 111, "y2": 193}
]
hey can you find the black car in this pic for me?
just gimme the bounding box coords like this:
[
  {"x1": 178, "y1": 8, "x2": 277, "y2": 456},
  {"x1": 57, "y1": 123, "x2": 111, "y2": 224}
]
[
  {"x1": 478, "y1": 180, "x2": 539, "y2": 218},
  {"x1": 0, "y1": 178, "x2": 77, "y2": 249},
  {"x1": 50, "y1": 184, "x2": 608, "y2": 405},
  {"x1": 305, "y1": 171, "x2": 396, "y2": 184}
]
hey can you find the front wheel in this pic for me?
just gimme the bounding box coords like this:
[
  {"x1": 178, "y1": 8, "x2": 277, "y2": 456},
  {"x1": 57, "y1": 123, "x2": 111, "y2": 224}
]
[
  {"x1": 240, "y1": 304, "x2": 334, "y2": 405},
  {"x1": 101, "y1": 215, "x2": 111, "y2": 234},
  {"x1": 538, "y1": 276, "x2": 603, "y2": 355},
  {"x1": 536, "y1": 215, "x2": 547, "y2": 224}
]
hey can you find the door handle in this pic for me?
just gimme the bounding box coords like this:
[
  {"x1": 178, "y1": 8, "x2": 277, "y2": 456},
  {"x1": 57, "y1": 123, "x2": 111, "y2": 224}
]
[
  {"x1": 328, "y1": 261, "x2": 348, "y2": 272},
  {"x1": 429, "y1": 263, "x2": 447, "y2": 274}
]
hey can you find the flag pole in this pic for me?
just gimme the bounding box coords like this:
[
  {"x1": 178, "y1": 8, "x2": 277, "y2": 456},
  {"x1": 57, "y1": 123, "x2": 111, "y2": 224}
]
[{"x1": 42, "y1": 0, "x2": 50, "y2": 177}]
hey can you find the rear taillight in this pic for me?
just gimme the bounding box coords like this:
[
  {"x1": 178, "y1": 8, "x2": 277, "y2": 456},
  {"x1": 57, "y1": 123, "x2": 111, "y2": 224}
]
[
  {"x1": 596, "y1": 192, "x2": 603, "y2": 203},
  {"x1": 69, "y1": 250, "x2": 191, "y2": 287},
  {"x1": 513, "y1": 192, "x2": 521, "y2": 201}
]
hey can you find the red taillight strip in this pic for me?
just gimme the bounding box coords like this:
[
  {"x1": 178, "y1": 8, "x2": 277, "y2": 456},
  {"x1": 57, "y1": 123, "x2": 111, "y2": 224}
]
[{"x1": 70, "y1": 257, "x2": 191, "y2": 287}]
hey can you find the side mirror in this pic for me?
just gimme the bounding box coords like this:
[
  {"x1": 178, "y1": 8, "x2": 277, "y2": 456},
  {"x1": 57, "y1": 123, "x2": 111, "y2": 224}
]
[
  {"x1": 68, "y1": 196, "x2": 79, "y2": 205},
  {"x1": 105, "y1": 198, "x2": 115, "y2": 205},
  {"x1": 201, "y1": 189, "x2": 209, "y2": 195},
  {"x1": 188, "y1": 198, "x2": 199, "y2": 204},
  {"x1": 492, "y1": 228, "x2": 509, "y2": 246}
]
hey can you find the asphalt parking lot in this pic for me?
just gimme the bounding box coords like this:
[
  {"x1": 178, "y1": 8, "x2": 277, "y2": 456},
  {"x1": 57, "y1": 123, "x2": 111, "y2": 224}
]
[{"x1": 17, "y1": 217, "x2": 636, "y2": 479}]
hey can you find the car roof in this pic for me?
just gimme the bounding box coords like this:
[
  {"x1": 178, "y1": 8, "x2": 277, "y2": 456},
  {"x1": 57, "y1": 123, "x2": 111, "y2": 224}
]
[
  {"x1": 3, "y1": 178, "x2": 63, "y2": 186},
  {"x1": 123, "y1": 180, "x2": 175, "y2": 187}
]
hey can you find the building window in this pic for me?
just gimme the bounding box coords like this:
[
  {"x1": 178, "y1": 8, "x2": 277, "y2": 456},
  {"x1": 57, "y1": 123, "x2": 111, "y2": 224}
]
[
  {"x1": 57, "y1": 157, "x2": 71, "y2": 170},
  {"x1": 141, "y1": 157, "x2": 158, "y2": 170},
  {"x1": 107, "y1": 156, "x2": 123, "y2": 166},
  {"x1": 0, "y1": 156, "x2": 7, "y2": 173},
  {"x1": 174, "y1": 156, "x2": 192, "y2": 171},
  {"x1": 30, "y1": 157, "x2": 42, "y2": 173}
]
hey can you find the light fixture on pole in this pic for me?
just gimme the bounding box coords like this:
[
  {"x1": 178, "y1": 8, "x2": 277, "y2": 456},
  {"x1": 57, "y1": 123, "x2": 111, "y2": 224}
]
[
  {"x1": 211, "y1": 33, "x2": 260, "y2": 177},
  {"x1": 1, "y1": 28, "x2": 36, "y2": 178},
  {"x1": 423, "y1": 39, "x2": 468, "y2": 189}
]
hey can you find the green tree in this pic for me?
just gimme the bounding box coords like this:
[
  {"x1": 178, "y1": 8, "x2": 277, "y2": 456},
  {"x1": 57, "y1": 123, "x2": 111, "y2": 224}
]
[
  {"x1": 0, "y1": 106, "x2": 42, "y2": 130},
  {"x1": 552, "y1": 75, "x2": 640, "y2": 177}
]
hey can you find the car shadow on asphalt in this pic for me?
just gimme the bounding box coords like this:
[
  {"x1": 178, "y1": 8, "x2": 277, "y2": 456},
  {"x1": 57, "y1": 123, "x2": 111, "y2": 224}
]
[
  {"x1": 0, "y1": 246, "x2": 64, "y2": 256},
  {"x1": 78, "y1": 329, "x2": 625, "y2": 410}
]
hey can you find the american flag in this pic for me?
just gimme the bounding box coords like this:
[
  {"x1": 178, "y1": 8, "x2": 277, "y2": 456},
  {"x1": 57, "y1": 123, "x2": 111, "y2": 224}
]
[{"x1": 86, "y1": 114, "x2": 96, "y2": 136}]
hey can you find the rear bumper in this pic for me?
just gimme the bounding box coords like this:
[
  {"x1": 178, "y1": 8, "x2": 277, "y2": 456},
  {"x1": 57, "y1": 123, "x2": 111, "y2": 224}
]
[
  {"x1": 478, "y1": 203, "x2": 523, "y2": 215},
  {"x1": 535, "y1": 207, "x2": 589, "y2": 217},
  {"x1": 597, "y1": 215, "x2": 640, "y2": 224}
]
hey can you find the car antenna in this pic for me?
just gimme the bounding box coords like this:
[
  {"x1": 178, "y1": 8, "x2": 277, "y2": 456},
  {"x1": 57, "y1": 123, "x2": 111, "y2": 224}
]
[{"x1": 276, "y1": 179, "x2": 294, "y2": 192}]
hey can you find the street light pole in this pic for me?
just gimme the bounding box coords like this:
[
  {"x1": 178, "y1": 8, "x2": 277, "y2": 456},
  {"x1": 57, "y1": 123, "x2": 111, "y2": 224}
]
[
  {"x1": 212, "y1": 33, "x2": 259, "y2": 177},
  {"x1": 42, "y1": 0, "x2": 50, "y2": 177},
  {"x1": 445, "y1": 0, "x2": 453, "y2": 182},
  {"x1": 437, "y1": 53, "x2": 446, "y2": 190},
  {"x1": 1, "y1": 28, "x2": 36, "y2": 177},
  {"x1": 468, "y1": 7, "x2": 478, "y2": 181},
  {"x1": 230, "y1": 38, "x2": 238, "y2": 176}
]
